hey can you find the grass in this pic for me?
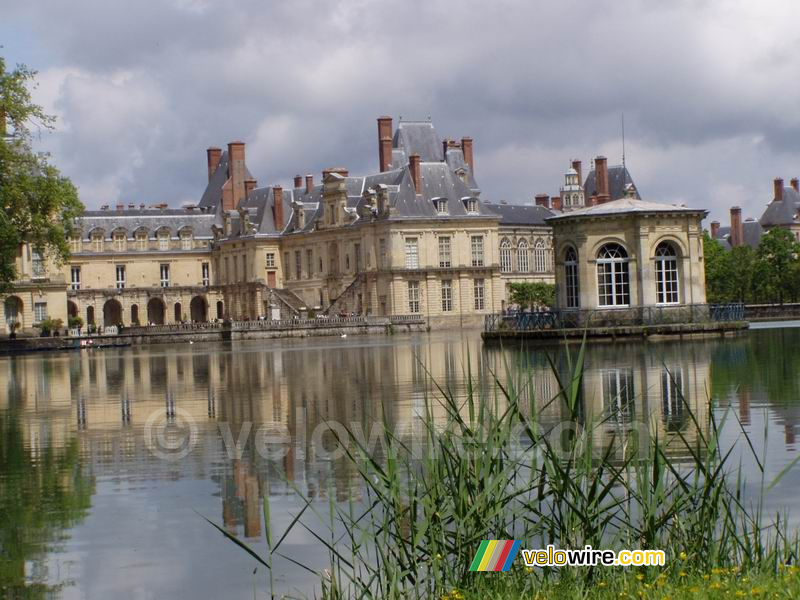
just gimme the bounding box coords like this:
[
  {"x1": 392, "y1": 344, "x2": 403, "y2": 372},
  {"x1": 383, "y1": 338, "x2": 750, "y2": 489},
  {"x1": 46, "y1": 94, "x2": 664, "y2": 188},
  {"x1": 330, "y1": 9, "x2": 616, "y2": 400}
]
[{"x1": 207, "y1": 339, "x2": 800, "y2": 599}]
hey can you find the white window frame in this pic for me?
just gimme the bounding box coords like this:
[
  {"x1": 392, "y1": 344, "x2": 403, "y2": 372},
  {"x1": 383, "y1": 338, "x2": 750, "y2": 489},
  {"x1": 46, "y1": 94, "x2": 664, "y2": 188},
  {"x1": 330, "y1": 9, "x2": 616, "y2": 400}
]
[
  {"x1": 115, "y1": 265, "x2": 126, "y2": 289},
  {"x1": 202, "y1": 262, "x2": 210, "y2": 286},
  {"x1": 266, "y1": 252, "x2": 275, "y2": 268},
  {"x1": 408, "y1": 281, "x2": 420, "y2": 313},
  {"x1": 655, "y1": 242, "x2": 680, "y2": 305},
  {"x1": 596, "y1": 243, "x2": 630, "y2": 307},
  {"x1": 500, "y1": 239, "x2": 512, "y2": 273},
  {"x1": 405, "y1": 237, "x2": 419, "y2": 269},
  {"x1": 518, "y1": 240, "x2": 529, "y2": 273},
  {"x1": 70, "y1": 266, "x2": 81, "y2": 290},
  {"x1": 565, "y1": 247, "x2": 580, "y2": 309},
  {"x1": 438, "y1": 236, "x2": 451, "y2": 268},
  {"x1": 470, "y1": 235, "x2": 484, "y2": 267},
  {"x1": 473, "y1": 278, "x2": 485, "y2": 310},
  {"x1": 34, "y1": 302, "x2": 48, "y2": 324},
  {"x1": 533, "y1": 239, "x2": 549, "y2": 273},
  {"x1": 160, "y1": 264, "x2": 170, "y2": 288},
  {"x1": 441, "y1": 279, "x2": 452, "y2": 312}
]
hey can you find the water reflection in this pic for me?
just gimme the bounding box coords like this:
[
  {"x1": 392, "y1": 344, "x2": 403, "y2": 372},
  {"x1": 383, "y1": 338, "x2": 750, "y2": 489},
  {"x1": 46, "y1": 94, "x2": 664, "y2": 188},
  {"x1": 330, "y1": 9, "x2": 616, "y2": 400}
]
[{"x1": 0, "y1": 329, "x2": 798, "y2": 597}]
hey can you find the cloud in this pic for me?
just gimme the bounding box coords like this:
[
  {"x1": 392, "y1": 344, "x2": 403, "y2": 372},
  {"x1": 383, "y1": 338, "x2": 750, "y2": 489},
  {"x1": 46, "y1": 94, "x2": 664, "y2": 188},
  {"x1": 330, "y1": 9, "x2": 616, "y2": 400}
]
[{"x1": 5, "y1": 0, "x2": 800, "y2": 222}]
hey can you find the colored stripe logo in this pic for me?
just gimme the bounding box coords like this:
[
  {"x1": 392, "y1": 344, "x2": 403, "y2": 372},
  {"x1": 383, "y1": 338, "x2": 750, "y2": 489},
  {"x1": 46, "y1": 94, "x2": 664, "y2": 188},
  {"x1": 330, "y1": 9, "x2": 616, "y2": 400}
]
[{"x1": 469, "y1": 540, "x2": 521, "y2": 571}]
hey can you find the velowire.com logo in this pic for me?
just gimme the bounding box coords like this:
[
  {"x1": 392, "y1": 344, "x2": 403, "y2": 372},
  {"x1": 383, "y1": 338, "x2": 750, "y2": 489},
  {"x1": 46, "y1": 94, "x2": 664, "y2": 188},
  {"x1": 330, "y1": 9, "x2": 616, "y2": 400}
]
[{"x1": 469, "y1": 540, "x2": 521, "y2": 572}]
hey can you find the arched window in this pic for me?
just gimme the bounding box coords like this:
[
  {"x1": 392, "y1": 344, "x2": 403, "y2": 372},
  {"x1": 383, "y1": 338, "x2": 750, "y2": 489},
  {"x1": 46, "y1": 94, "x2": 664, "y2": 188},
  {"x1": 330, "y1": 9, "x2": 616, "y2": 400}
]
[
  {"x1": 179, "y1": 227, "x2": 193, "y2": 250},
  {"x1": 135, "y1": 228, "x2": 149, "y2": 251},
  {"x1": 597, "y1": 243, "x2": 630, "y2": 306},
  {"x1": 533, "y1": 239, "x2": 549, "y2": 272},
  {"x1": 655, "y1": 242, "x2": 679, "y2": 304},
  {"x1": 112, "y1": 229, "x2": 127, "y2": 252},
  {"x1": 564, "y1": 247, "x2": 579, "y2": 309},
  {"x1": 500, "y1": 239, "x2": 512, "y2": 273},
  {"x1": 157, "y1": 228, "x2": 171, "y2": 251},
  {"x1": 517, "y1": 240, "x2": 529, "y2": 273}
]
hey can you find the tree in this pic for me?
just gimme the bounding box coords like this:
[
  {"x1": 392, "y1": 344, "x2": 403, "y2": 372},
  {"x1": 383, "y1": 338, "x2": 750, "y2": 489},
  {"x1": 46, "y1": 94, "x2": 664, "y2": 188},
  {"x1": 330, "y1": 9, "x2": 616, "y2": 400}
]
[
  {"x1": 755, "y1": 228, "x2": 800, "y2": 304},
  {"x1": 508, "y1": 282, "x2": 555, "y2": 310},
  {"x1": 0, "y1": 56, "x2": 83, "y2": 291}
]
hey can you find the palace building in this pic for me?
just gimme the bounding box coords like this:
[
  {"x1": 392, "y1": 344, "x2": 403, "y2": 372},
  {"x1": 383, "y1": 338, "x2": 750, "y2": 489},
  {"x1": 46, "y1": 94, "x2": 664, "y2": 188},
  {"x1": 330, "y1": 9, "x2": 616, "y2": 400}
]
[{"x1": 2, "y1": 115, "x2": 649, "y2": 334}]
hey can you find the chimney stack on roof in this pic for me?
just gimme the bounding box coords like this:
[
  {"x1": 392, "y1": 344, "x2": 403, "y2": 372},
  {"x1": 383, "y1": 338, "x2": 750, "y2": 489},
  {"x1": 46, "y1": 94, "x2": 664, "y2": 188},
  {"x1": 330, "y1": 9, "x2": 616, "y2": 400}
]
[
  {"x1": 710, "y1": 221, "x2": 720, "y2": 239},
  {"x1": 461, "y1": 137, "x2": 474, "y2": 174},
  {"x1": 244, "y1": 178, "x2": 257, "y2": 199},
  {"x1": 305, "y1": 174, "x2": 314, "y2": 194},
  {"x1": 377, "y1": 116, "x2": 393, "y2": 172},
  {"x1": 791, "y1": 178, "x2": 799, "y2": 192},
  {"x1": 730, "y1": 206, "x2": 743, "y2": 247},
  {"x1": 322, "y1": 167, "x2": 349, "y2": 179},
  {"x1": 571, "y1": 159, "x2": 583, "y2": 185},
  {"x1": 222, "y1": 141, "x2": 246, "y2": 211},
  {"x1": 551, "y1": 195, "x2": 562, "y2": 211},
  {"x1": 272, "y1": 185, "x2": 284, "y2": 231},
  {"x1": 294, "y1": 175, "x2": 303, "y2": 189},
  {"x1": 595, "y1": 156, "x2": 610, "y2": 204},
  {"x1": 774, "y1": 178, "x2": 784, "y2": 202},
  {"x1": 116, "y1": 203, "x2": 124, "y2": 211},
  {"x1": 409, "y1": 154, "x2": 422, "y2": 194},
  {"x1": 534, "y1": 194, "x2": 550, "y2": 208},
  {"x1": 207, "y1": 147, "x2": 222, "y2": 182}
]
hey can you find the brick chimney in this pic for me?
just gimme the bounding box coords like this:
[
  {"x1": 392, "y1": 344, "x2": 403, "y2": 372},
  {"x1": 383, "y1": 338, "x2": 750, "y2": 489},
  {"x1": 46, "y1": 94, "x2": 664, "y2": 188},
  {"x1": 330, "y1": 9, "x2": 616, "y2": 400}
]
[
  {"x1": 571, "y1": 159, "x2": 583, "y2": 185},
  {"x1": 378, "y1": 116, "x2": 393, "y2": 172},
  {"x1": 461, "y1": 137, "x2": 474, "y2": 173},
  {"x1": 207, "y1": 147, "x2": 222, "y2": 181},
  {"x1": 409, "y1": 154, "x2": 422, "y2": 194},
  {"x1": 730, "y1": 206, "x2": 743, "y2": 247},
  {"x1": 551, "y1": 196, "x2": 562, "y2": 211},
  {"x1": 293, "y1": 175, "x2": 303, "y2": 189},
  {"x1": 710, "y1": 221, "x2": 720, "y2": 239},
  {"x1": 774, "y1": 177, "x2": 784, "y2": 201},
  {"x1": 305, "y1": 174, "x2": 314, "y2": 194},
  {"x1": 272, "y1": 185, "x2": 284, "y2": 230},
  {"x1": 791, "y1": 178, "x2": 799, "y2": 192},
  {"x1": 244, "y1": 178, "x2": 257, "y2": 199},
  {"x1": 595, "y1": 156, "x2": 610, "y2": 203},
  {"x1": 222, "y1": 141, "x2": 246, "y2": 211},
  {"x1": 534, "y1": 193, "x2": 550, "y2": 208}
]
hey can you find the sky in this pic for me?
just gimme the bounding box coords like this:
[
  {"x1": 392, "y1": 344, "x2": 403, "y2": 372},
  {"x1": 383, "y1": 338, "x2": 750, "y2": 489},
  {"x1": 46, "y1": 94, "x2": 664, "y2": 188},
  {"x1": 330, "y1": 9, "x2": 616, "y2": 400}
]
[{"x1": 2, "y1": 0, "x2": 799, "y2": 224}]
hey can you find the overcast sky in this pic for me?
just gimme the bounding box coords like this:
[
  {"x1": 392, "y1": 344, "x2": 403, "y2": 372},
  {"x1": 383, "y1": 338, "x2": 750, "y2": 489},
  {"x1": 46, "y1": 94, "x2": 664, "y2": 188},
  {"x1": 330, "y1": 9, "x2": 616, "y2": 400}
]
[{"x1": 3, "y1": 0, "x2": 799, "y2": 224}]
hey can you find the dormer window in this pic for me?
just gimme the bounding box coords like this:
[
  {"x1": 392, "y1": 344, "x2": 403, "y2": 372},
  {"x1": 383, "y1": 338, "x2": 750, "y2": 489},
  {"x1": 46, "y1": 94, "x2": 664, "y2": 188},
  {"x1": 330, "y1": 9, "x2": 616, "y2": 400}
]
[
  {"x1": 113, "y1": 230, "x2": 127, "y2": 252},
  {"x1": 91, "y1": 231, "x2": 104, "y2": 252},
  {"x1": 455, "y1": 168, "x2": 468, "y2": 183},
  {"x1": 434, "y1": 198, "x2": 448, "y2": 215},
  {"x1": 463, "y1": 198, "x2": 478, "y2": 214},
  {"x1": 157, "y1": 229, "x2": 171, "y2": 251},
  {"x1": 180, "y1": 228, "x2": 193, "y2": 250}
]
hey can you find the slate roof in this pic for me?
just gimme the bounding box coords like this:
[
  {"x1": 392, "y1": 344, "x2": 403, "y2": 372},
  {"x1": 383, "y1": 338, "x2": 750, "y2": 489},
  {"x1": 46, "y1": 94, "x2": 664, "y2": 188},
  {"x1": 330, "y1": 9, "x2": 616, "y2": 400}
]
[
  {"x1": 546, "y1": 198, "x2": 706, "y2": 222},
  {"x1": 584, "y1": 165, "x2": 640, "y2": 201},
  {"x1": 714, "y1": 219, "x2": 763, "y2": 249},
  {"x1": 760, "y1": 186, "x2": 800, "y2": 227},
  {"x1": 485, "y1": 202, "x2": 554, "y2": 226},
  {"x1": 197, "y1": 150, "x2": 256, "y2": 210},
  {"x1": 76, "y1": 209, "x2": 219, "y2": 239}
]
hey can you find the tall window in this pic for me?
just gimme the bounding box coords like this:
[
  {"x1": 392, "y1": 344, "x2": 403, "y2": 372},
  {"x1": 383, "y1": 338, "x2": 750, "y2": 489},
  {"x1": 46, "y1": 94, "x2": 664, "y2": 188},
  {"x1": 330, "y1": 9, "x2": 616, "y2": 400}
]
[
  {"x1": 379, "y1": 239, "x2": 387, "y2": 268},
  {"x1": 180, "y1": 230, "x2": 193, "y2": 250},
  {"x1": 31, "y1": 251, "x2": 45, "y2": 278},
  {"x1": 266, "y1": 252, "x2": 275, "y2": 268},
  {"x1": 160, "y1": 264, "x2": 170, "y2": 288},
  {"x1": 441, "y1": 279, "x2": 453, "y2": 312},
  {"x1": 603, "y1": 369, "x2": 635, "y2": 424},
  {"x1": 470, "y1": 235, "x2": 484, "y2": 267},
  {"x1": 565, "y1": 247, "x2": 579, "y2": 309},
  {"x1": 408, "y1": 281, "x2": 420, "y2": 313},
  {"x1": 438, "y1": 236, "x2": 451, "y2": 268},
  {"x1": 92, "y1": 233, "x2": 104, "y2": 252},
  {"x1": 473, "y1": 278, "x2": 485, "y2": 310},
  {"x1": 113, "y1": 231, "x2": 126, "y2": 252},
  {"x1": 34, "y1": 302, "x2": 48, "y2": 323},
  {"x1": 354, "y1": 243, "x2": 361, "y2": 272},
  {"x1": 596, "y1": 243, "x2": 630, "y2": 307},
  {"x1": 283, "y1": 252, "x2": 290, "y2": 280},
  {"x1": 295, "y1": 250, "x2": 302, "y2": 279},
  {"x1": 655, "y1": 242, "x2": 679, "y2": 304},
  {"x1": 70, "y1": 236, "x2": 82, "y2": 253},
  {"x1": 158, "y1": 230, "x2": 170, "y2": 251},
  {"x1": 405, "y1": 237, "x2": 419, "y2": 269},
  {"x1": 115, "y1": 265, "x2": 126, "y2": 289},
  {"x1": 518, "y1": 240, "x2": 529, "y2": 273},
  {"x1": 500, "y1": 239, "x2": 512, "y2": 273},
  {"x1": 136, "y1": 230, "x2": 148, "y2": 251},
  {"x1": 202, "y1": 262, "x2": 210, "y2": 286},
  {"x1": 533, "y1": 239, "x2": 549, "y2": 272},
  {"x1": 661, "y1": 367, "x2": 685, "y2": 431},
  {"x1": 70, "y1": 266, "x2": 81, "y2": 290},
  {"x1": 306, "y1": 250, "x2": 314, "y2": 278}
]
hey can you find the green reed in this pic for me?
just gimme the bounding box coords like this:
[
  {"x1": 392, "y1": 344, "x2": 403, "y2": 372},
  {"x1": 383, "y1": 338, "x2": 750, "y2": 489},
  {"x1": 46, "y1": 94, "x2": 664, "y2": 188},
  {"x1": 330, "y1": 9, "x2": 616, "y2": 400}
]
[{"x1": 207, "y1": 339, "x2": 800, "y2": 599}]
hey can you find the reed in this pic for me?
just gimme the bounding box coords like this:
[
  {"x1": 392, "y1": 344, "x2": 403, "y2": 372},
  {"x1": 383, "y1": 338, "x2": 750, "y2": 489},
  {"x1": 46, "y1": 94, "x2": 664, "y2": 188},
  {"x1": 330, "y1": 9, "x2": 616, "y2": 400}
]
[{"x1": 208, "y1": 340, "x2": 800, "y2": 599}]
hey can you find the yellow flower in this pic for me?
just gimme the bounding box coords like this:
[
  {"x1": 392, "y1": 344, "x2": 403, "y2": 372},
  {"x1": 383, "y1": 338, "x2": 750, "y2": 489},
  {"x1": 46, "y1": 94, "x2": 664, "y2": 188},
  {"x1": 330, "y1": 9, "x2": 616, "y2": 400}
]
[
  {"x1": 599, "y1": 582, "x2": 607, "y2": 588},
  {"x1": 679, "y1": 571, "x2": 687, "y2": 577},
  {"x1": 636, "y1": 574, "x2": 644, "y2": 581},
  {"x1": 679, "y1": 551, "x2": 688, "y2": 561},
  {"x1": 735, "y1": 592, "x2": 746, "y2": 597}
]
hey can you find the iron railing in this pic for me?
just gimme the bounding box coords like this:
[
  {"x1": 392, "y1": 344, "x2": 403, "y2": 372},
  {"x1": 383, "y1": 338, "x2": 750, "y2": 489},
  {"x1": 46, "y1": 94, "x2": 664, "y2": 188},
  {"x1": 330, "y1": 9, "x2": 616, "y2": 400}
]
[{"x1": 485, "y1": 303, "x2": 745, "y2": 332}]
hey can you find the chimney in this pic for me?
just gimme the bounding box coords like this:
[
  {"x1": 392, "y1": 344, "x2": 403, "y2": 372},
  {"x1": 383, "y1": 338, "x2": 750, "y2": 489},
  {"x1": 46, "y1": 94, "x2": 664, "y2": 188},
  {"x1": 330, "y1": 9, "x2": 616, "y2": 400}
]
[
  {"x1": 534, "y1": 193, "x2": 550, "y2": 208},
  {"x1": 207, "y1": 147, "x2": 222, "y2": 182},
  {"x1": 774, "y1": 177, "x2": 784, "y2": 202},
  {"x1": 244, "y1": 178, "x2": 257, "y2": 199},
  {"x1": 116, "y1": 203, "x2": 124, "y2": 211},
  {"x1": 409, "y1": 154, "x2": 421, "y2": 194},
  {"x1": 461, "y1": 137, "x2": 474, "y2": 173},
  {"x1": 442, "y1": 139, "x2": 450, "y2": 160},
  {"x1": 377, "y1": 116, "x2": 393, "y2": 172},
  {"x1": 272, "y1": 185, "x2": 284, "y2": 230},
  {"x1": 710, "y1": 221, "x2": 720, "y2": 239},
  {"x1": 551, "y1": 196, "x2": 562, "y2": 211},
  {"x1": 322, "y1": 167, "x2": 349, "y2": 179},
  {"x1": 571, "y1": 159, "x2": 583, "y2": 185},
  {"x1": 225, "y1": 141, "x2": 246, "y2": 210},
  {"x1": 595, "y1": 156, "x2": 610, "y2": 203},
  {"x1": 792, "y1": 178, "x2": 799, "y2": 192},
  {"x1": 305, "y1": 174, "x2": 314, "y2": 194},
  {"x1": 292, "y1": 175, "x2": 301, "y2": 189},
  {"x1": 730, "y1": 206, "x2": 743, "y2": 247}
]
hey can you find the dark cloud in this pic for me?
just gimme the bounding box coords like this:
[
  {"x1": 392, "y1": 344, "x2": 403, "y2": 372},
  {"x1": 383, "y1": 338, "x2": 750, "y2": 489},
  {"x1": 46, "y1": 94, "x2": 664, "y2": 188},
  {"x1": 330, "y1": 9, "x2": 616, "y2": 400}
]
[{"x1": 6, "y1": 0, "x2": 799, "y2": 222}]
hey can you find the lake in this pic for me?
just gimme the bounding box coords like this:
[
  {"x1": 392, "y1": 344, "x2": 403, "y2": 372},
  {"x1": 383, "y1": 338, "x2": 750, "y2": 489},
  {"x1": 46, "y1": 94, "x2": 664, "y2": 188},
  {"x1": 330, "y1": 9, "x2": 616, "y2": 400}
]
[{"x1": 1, "y1": 327, "x2": 799, "y2": 599}]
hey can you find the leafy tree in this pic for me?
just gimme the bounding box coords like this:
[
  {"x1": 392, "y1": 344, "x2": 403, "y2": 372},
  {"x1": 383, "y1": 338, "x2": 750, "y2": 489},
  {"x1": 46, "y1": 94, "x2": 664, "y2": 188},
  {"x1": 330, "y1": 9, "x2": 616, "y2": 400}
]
[
  {"x1": 0, "y1": 56, "x2": 83, "y2": 291},
  {"x1": 508, "y1": 282, "x2": 555, "y2": 310},
  {"x1": 754, "y1": 228, "x2": 800, "y2": 304}
]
